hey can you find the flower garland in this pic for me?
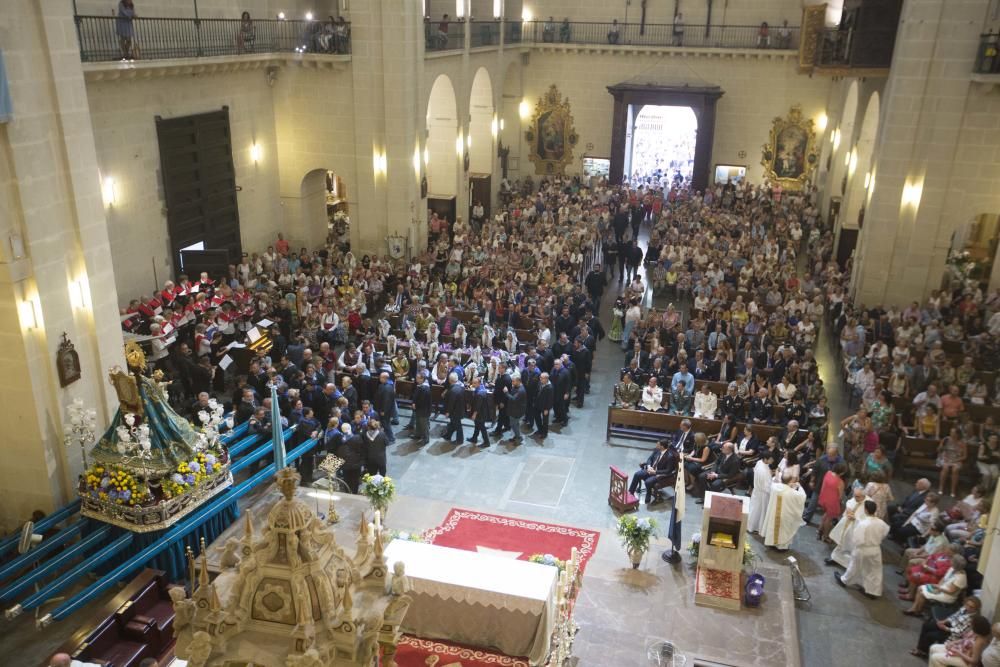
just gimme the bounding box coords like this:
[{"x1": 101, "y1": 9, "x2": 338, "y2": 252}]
[
  {"x1": 84, "y1": 465, "x2": 147, "y2": 506},
  {"x1": 529, "y1": 553, "x2": 567, "y2": 572},
  {"x1": 163, "y1": 450, "x2": 224, "y2": 500}
]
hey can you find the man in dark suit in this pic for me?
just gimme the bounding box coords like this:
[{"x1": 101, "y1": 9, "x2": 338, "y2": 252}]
[
  {"x1": 506, "y1": 376, "x2": 527, "y2": 444},
  {"x1": 551, "y1": 359, "x2": 571, "y2": 426},
  {"x1": 888, "y1": 478, "x2": 931, "y2": 530},
  {"x1": 571, "y1": 339, "x2": 593, "y2": 406},
  {"x1": 522, "y1": 359, "x2": 541, "y2": 428},
  {"x1": 443, "y1": 372, "x2": 466, "y2": 444},
  {"x1": 411, "y1": 371, "x2": 432, "y2": 445},
  {"x1": 674, "y1": 419, "x2": 694, "y2": 455},
  {"x1": 712, "y1": 351, "x2": 735, "y2": 384},
  {"x1": 535, "y1": 342, "x2": 555, "y2": 374},
  {"x1": 374, "y1": 372, "x2": 397, "y2": 444},
  {"x1": 628, "y1": 440, "x2": 678, "y2": 504},
  {"x1": 335, "y1": 424, "x2": 364, "y2": 493},
  {"x1": 469, "y1": 377, "x2": 493, "y2": 448},
  {"x1": 363, "y1": 419, "x2": 388, "y2": 476},
  {"x1": 585, "y1": 265, "x2": 607, "y2": 309},
  {"x1": 291, "y1": 407, "x2": 321, "y2": 484},
  {"x1": 491, "y1": 362, "x2": 513, "y2": 437},
  {"x1": 234, "y1": 388, "x2": 258, "y2": 425},
  {"x1": 694, "y1": 442, "x2": 743, "y2": 501},
  {"x1": 554, "y1": 305, "x2": 576, "y2": 338},
  {"x1": 534, "y1": 372, "x2": 554, "y2": 438},
  {"x1": 552, "y1": 332, "x2": 573, "y2": 361}
]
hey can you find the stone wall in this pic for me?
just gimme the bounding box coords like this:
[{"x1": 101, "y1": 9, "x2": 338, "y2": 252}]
[
  {"x1": 513, "y1": 50, "x2": 831, "y2": 184},
  {"x1": 85, "y1": 68, "x2": 282, "y2": 300}
]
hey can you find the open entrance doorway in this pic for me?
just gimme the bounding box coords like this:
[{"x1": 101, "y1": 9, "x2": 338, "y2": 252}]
[{"x1": 624, "y1": 105, "x2": 698, "y2": 184}]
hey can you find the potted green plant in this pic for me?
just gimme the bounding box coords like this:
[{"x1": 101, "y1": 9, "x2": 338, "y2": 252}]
[{"x1": 617, "y1": 515, "x2": 657, "y2": 569}]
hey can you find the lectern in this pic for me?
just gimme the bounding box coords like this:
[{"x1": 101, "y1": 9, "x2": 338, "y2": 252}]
[{"x1": 695, "y1": 492, "x2": 749, "y2": 610}]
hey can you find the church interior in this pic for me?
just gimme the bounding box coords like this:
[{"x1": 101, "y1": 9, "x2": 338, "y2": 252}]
[{"x1": 2, "y1": 0, "x2": 1000, "y2": 666}]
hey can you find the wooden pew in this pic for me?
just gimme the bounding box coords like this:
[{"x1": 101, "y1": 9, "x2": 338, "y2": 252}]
[
  {"x1": 605, "y1": 406, "x2": 784, "y2": 444},
  {"x1": 900, "y1": 436, "x2": 941, "y2": 473}
]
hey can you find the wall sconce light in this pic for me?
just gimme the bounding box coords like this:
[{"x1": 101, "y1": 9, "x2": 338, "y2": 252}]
[
  {"x1": 20, "y1": 297, "x2": 41, "y2": 330},
  {"x1": 832, "y1": 128, "x2": 841, "y2": 151},
  {"x1": 101, "y1": 176, "x2": 117, "y2": 207},
  {"x1": 278, "y1": 12, "x2": 286, "y2": 20},
  {"x1": 466, "y1": 133, "x2": 472, "y2": 149},
  {"x1": 522, "y1": 8, "x2": 533, "y2": 22},
  {"x1": 817, "y1": 113, "x2": 828, "y2": 131},
  {"x1": 423, "y1": 147, "x2": 430, "y2": 165},
  {"x1": 413, "y1": 147, "x2": 422, "y2": 174},
  {"x1": 305, "y1": 11, "x2": 314, "y2": 20},
  {"x1": 456, "y1": 134, "x2": 464, "y2": 157},
  {"x1": 500, "y1": 118, "x2": 505, "y2": 131},
  {"x1": 901, "y1": 179, "x2": 923, "y2": 210},
  {"x1": 455, "y1": 0, "x2": 465, "y2": 18},
  {"x1": 70, "y1": 275, "x2": 92, "y2": 311},
  {"x1": 863, "y1": 172, "x2": 871, "y2": 189},
  {"x1": 491, "y1": 116, "x2": 499, "y2": 139},
  {"x1": 519, "y1": 100, "x2": 530, "y2": 120},
  {"x1": 250, "y1": 143, "x2": 262, "y2": 163},
  {"x1": 848, "y1": 148, "x2": 858, "y2": 174},
  {"x1": 493, "y1": 0, "x2": 502, "y2": 19},
  {"x1": 373, "y1": 149, "x2": 387, "y2": 177}
]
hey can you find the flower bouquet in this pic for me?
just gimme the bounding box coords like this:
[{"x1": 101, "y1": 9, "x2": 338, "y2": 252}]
[
  {"x1": 361, "y1": 473, "x2": 396, "y2": 515},
  {"x1": 84, "y1": 465, "x2": 149, "y2": 507},
  {"x1": 617, "y1": 515, "x2": 657, "y2": 569},
  {"x1": 386, "y1": 529, "x2": 426, "y2": 543},
  {"x1": 529, "y1": 553, "x2": 567, "y2": 573}
]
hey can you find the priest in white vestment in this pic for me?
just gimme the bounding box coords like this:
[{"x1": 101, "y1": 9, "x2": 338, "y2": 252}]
[
  {"x1": 827, "y1": 487, "x2": 868, "y2": 567},
  {"x1": 747, "y1": 452, "x2": 776, "y2": 535},
  {"x1": 761, "y1": 471, "x2": 807, "y2": 550},
  {"x1": 836, "y1": 500, "x2": 890, "y2": 598}
]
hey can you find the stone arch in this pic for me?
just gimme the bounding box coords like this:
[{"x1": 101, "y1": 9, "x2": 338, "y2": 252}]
[
  {"x1": 468, "y1": 67, "x2": 495, "y2": 176},
  {"x1": 426, "y1": 73, "x2": 460, "y2": 198},
  {"x1": 299, "y1": 167, "x2": 348, "y2": 249},
  {"x1": 842, "y1": 91, "x2": 880, "y2": 230},
  {"x1": 826, "y1": 80, "x2": 859, "y2": 220}
]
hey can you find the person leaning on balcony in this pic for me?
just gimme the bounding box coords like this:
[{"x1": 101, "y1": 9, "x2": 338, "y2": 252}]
[
  {"x1": 758, "y1": 22, "x2": 771, "y2": 48},
  {"x1": 559, "y1": 18, "x2": 571, "y2": 43},
  {"x1": 543, "y1": 17, "x2": 556, "y2": 42},
  {"x1": 672, "y1": 13, "x2": 684, "y2": 46},
  {"x1": 334, "y1": 17, "x2": 350, "y2": 53},
  {"x1": 317, "y1": 16, "x2": 336, "y2": 53},
  {"x1": 778, "y1": 20, "x2": 791, "y2": 48},
  {"x1": 116, "y1": 0, "x2": 139, "y2": 60},
  {"x1": 607, "y1": 19, "x2": 620, "y2": 44},
  {"x1": 236, "y1": 11, "x2": 256, "y2": 53},
  {"x1": 437, "y1": 14, "x2": 450, "y2": 49}
]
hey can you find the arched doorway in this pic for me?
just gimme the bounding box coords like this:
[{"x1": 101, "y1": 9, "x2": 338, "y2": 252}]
[
  {"x1": 825, "y1": 81, "x2": 859, "y2": 221},
  {"x1": 842, "y1": 92, "x2": 879, "y2": 231},
  {"x1": 426, "y1": 74, "x2": 459, "y2": 228},
  {"x1": 625, "y1": 105, "x2": 698, "y2": 183},
  {"x1": 468, "y1": 68, "x2": 495, "y2": 223},
  {"x1": 301, "y1": 169, "x2": 350, "y2": 250},
  {"x1": 608, "y1": 83, "x2": 723, "y2": 193}
]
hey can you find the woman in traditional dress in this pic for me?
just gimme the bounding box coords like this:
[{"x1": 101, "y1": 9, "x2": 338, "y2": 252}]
[{"x1": 608, "y1": 296, "x2": 625, "y2": 343}]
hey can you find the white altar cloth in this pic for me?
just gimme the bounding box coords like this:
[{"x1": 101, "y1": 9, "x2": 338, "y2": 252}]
[{"x1": 384, "y1": 540, "x2": 558, "y2": 665}]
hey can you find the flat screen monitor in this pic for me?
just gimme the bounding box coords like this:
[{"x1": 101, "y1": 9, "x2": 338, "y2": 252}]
[{"x1": 714, "y1": 164, "x2": 747, "y2": 185}]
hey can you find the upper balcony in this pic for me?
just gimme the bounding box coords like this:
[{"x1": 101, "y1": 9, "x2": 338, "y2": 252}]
[
  {"x1": 800, "y1": 0, "x2": 902, "y2": 76},
  {"x1": 74, "y1": 15, "x2": 351, "y2": 77}
]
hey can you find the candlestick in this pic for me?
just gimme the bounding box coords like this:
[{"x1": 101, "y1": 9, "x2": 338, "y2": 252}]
[
  {"x1": 367, "y1": 522, "x2": 375, "y2": 542},
  {"x1": 570, "y1": 546, "x2": 578, "y2": 568},
  {"x1": 374, "y1": 510, "x2": 382, "y2": 531}
]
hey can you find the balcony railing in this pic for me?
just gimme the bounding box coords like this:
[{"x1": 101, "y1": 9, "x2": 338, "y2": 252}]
[
  {"x1": 74, "y1": 15, "x2": 351, "y2": 63},
  {"x1": 814, "y1": 27, "x2": 851, "y2": 67},
  {"x1": 523, "y1": 21, "x2": 799, "y2": 50},
  {"x1": 975, "y1": 32, "x2": 1000, "y2": 74},
  {"x1": 470, "y1": 20, "x2": 502, "y2": 48},
  {"x1": 504, "y1": 20, "x2": 524, "y2": 45},
  {"x1": 424, "y1": 20, "x2": 466, "y2": 53}
]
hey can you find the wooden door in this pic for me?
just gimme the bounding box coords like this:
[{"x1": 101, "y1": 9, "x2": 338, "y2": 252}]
[{"x1": 156, "y1": 108, "x2": 241, "y2": 280}]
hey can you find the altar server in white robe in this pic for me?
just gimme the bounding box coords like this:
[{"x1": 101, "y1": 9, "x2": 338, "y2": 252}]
[
  {"x1": 826, "y1": 487, "x2": 869, "y2": 567},
  {"x1": 747, "y1": 451, "x2": 775, "y2": 535},
  {"x1": 762, "y1": 471, "x2": 807, "y2": 550},
  {"x1": 836, "y1": 500, "x2": 890, "y2": 598}
]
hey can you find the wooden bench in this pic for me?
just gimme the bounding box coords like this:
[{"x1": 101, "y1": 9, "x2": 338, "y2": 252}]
[
  {"x1": 605, "y1": 407, "x2": 784, "y2": 444},
  {"x1": 900, "y1": 435, "x2": 979, "y2": 482}
]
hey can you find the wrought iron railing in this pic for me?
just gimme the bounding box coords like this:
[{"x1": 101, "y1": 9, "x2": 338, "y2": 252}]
[
  {"x1": 814, "y1": 27, "x2": 851, "y2": 67},
  {"x1": 975, "y1": 32, "x2": 1000, "y2": 74},
  {"x1": 470, "y1": 20, "x2": 502, "y2": 48},
  {"x1": 74, "y1": 15, "x2": 351, "y2": 63},
  {"x1": 424, "y1": 20, "x2": 466, "y2": 52},
  {"x1": 504, "y1": 20, "x2": 524, "y2": 45},
  {"x1": 522, "y1": 21, "x2": 799, "y2": 50}
]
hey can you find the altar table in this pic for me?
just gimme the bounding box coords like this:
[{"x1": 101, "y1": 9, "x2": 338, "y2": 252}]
[{"x1": 384, "y1": 540, "x2": 559, "y2": 666}]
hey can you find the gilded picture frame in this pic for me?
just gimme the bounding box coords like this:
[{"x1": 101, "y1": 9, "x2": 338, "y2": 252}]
[
  {"x1": 524, "y1": 85, "x2": 579, "y2": 176},
  {"x1": 760, "y1": 105, "x2": 818, "y2": 191}
]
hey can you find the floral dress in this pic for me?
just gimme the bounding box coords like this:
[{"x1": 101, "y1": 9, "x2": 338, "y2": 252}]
[{"x1": 609, "y1": 305, "x2": 625, "y2": 342}]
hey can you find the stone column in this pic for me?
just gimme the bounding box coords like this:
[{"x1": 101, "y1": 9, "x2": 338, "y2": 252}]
[
  {"x1": 348, "y1": 0, "x2": 426, "y2": 258},
  {"x1": 0, "y1": 1, "x2": 126, "y2": 528},
  {"x1": 851, "y1": 0, "x2": 994, "y2": 306}
]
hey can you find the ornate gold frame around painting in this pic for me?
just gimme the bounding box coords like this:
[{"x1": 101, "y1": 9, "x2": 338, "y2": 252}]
[
  {"x1": 524, "y1": 85, "x2": 579, "y2": 176},
  {"x1": 760, "y1": 105, "x2": 818, "y2": 191}
]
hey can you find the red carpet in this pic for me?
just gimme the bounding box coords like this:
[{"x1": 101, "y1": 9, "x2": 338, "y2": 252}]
[
  {"x1": 395, "y1": 635, "x2": 529, "y2": 666},
  {"x1": 423, "y1": 508, "x2": 600, "y2": 574}
]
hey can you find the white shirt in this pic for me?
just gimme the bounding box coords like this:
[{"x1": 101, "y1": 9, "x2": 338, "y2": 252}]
[{"x1": 641, "y1": 385, "x2": 663, "y2": 411}]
